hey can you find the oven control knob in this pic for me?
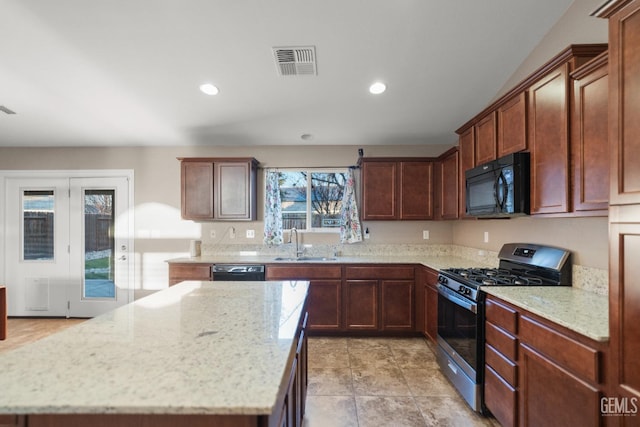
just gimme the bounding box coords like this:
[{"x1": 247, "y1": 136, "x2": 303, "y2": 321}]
[
  {"x1": 438, "y1": 276, "x2": 448, "y2": 284},
  {"x1": 458, "y1": 285, "x2": 465, "y2": 293}
]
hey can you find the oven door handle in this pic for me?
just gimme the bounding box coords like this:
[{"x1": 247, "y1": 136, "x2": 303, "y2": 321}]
[{"x1": 437, "y1": 284, "x2": 477, "y2": 314}]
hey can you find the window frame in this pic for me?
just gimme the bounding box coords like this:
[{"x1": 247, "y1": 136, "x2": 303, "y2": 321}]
[{"x1": 274, "y1": 167, "x2": 348, "y2": 233}]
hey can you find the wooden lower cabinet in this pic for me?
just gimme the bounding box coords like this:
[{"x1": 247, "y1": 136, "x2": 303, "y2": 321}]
[
  {"x1": 269, "y1": 264, "x2": 416, "y2": 335},
  {"x1": 485, "y1": 364, "x2": 517, "y2": 427},
  {"x1": 344, "y1": 265, "x2": 415, "y2": 333},
  {"x1": 381, "y1": 280, "x2": 414, "y2": 331},
  {"x1": 483, "y1": 294, "x2": 607, "y2": 427},
  {"x1": 416, "y1": 266, "x2": 438, "y2": 343},
  {"x1": 0, "y1": 416, "x2": 24, "y2": 427},
  {"x1": 306, "y1": 280, "x2": 342, "y2": 331},
  {"x1": 168, "y1": 262, "x2": 212, "y2": 286},
  {"x1": 519, "y1": 344, "x2": 601, "y2": 427},
  {"x1": 345, "y1": 280, "x2": 378, "y2": 330},
  {"x1": 266, "y1": 265, "x2": 343, "y2": 333}
]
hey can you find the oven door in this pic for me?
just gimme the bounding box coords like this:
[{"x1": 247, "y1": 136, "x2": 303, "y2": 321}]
[{"x1": 436, "y1": 283, "x2": 484, "y2": 411}]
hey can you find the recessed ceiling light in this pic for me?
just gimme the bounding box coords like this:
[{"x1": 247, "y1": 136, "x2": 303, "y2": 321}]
[
  {"x1": 199, "y1": 83, "x2": 219, "y2": 96},
  {"x1": 369, "y1": 81, "x2": 386, "y2": 95}
]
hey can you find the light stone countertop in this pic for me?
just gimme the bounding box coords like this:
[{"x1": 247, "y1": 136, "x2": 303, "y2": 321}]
[
  {"x1": 0, "y1": 280, "x2": 309, "y2": 415},
  {"x1": 482, "y1": 286, "x2": 609, "y2": 342},
  {"x1": 167, "y1": 253, "x2": 609, "y2": 341},
  {"x1": 167, "y1": 254, "x2": 491, "y2": 271}
]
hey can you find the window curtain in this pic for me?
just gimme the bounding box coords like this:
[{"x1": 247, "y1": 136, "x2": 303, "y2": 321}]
[
  {"x1": 340, "y1": 169, "x2": 363, "y2": 244},
  {"x1": 263, "y1": 170, "x2": 284, "y2": 246}
]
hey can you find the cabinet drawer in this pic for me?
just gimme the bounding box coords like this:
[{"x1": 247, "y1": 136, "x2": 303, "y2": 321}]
[
  {"x1": 485, "y1": 297, "x2": 517, "y2": 334},
  {"x1": 519, "y1": 315, "x2": 600, "y2": 383},
  {"x1": 169, "y1": 264, "x2": 212, "y2": 280},
  {"x1": 485, "y1": 365, "x2": 517, "y2": 427},
  {"x1": 345, "y1": 266, "x2": 414, "y2": 280},
  {"x1": 485, "y1": 321, "x2": 517, "y2": 361},
  {"x1": 485, "y1": 343, "x2": 517, "y2": 386},
  {"x1": 266, "y1": 265, "x2": 342, "y2": 280}
]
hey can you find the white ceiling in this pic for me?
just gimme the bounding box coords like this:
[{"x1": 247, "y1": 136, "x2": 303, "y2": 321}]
[{"x1": 0, "y1": 0, "x2": 575, "y2": 148}]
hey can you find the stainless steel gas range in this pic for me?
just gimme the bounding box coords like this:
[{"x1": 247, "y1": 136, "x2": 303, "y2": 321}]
[{"x1": 435, "y1": 243, "x2": 572, "y2": 413}]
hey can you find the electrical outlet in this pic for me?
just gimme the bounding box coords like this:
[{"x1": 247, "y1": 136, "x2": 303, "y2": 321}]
[
  {"x1": 423, "y1": 230, "x2": 429, "y2": 240},
  {"x1": 229, "y1": 227, "x2": 236, "y2": 239},
  {"x1": 484, "y1": 231, "x2": 489, "y2": 243},
  {"x1": 246, "y1": 229, "x2": 255, "y2": 238},
  {"x1": 210, "y1": 230, "x2": 216, "y2": 239}
]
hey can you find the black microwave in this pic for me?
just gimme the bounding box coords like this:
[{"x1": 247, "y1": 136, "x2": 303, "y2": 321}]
[{"x1": 465, "y1": 152, "x2": 530, "y2": 217}]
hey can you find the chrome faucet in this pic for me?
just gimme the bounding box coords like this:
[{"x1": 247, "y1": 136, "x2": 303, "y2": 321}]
[{"x1": 288, "y1": 227, "x2": 304, "y2": 258}]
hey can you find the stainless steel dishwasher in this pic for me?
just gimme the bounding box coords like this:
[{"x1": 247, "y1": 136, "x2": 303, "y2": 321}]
[{"x1": 212, "y1": 264, "x2": 265, "y2": 281}]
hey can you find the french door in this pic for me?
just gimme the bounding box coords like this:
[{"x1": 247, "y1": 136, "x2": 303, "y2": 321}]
[{"x1": 2, "y1": 172, "x2": 133, "y2": 317}]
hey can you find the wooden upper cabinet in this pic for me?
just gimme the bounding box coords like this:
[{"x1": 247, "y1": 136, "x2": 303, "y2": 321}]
[
  {"x1": 399, "y1": 161, "x2": 433, "y2": 219},
  {"x1": 437, "y1": 148, "x2": 459, "y2": 220},
  {"x1": 458, "y1": 127, "x2": 475, "y2": 218},
  {"x1": 361, "y1": 161, "x2": 397, "y2": 220},
  {"x1": 571, "y1": 52, "x2": 609, "y2": 214},
  {"x1": 528, "y1": 64, "x2": 571, "y2": 215},
  {"x1": 608, "y1": 1, "x2": 640, "y2": 206},
  {"x1": 181, "y1": 161, "x2": 214, "y2": 220},
  {"x1": 594, "y1": 0, "x2": 640, "y2": 411},
  {"x1": 497, "y1": 92, "x2": 528, "y2": 157},
  {"x1": 474, "y1": 112, "x2": 497, "y2": 165},
  {"x1": 214, "y1": 162, "x2": 255, "y2": 220},
  {"x1": 361, "y1": 159, "x2": 433, "y2": 220},
  {"x1": 180, "y1": 157, "x2": 258, "y2": 221}
]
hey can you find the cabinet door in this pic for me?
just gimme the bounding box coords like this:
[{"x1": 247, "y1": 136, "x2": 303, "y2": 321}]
[
  {"x1": 181, "y1": 162, "x2": 214, "y2": 220},
  {"x1": 528, "y1": 65, "x2": 570, "y2": 214},
  {"x1": 424, "y1": 284, "x2": 438, "y2": 343},
  {"x1": 307, "y1": 280, "x2": 342, "y2": 331},
  {"x1": 498, "y1": 92, "x2": 527, "y2": 157},
  {"x1": 609, "y1": 220, "x2": 640, "y2": 405},
  {"x1": 214, "y1": 161, "x2": 255, "y2": 220},
  {"x1": 609, "y1": 1, "x2": 640, "y2": 206},
  {"x1": 475, "y1": 112, "x2": 497, "y2": 165},
  {"x1": 458, "y1": 127, "x2": 475, "y2": 218},
  {"x1": 572, "y1": 59, "x2": 609, "y2": 213},
  {"x1": 485, "y1": 365, "x2": 517, "y2": 427},
  {"x1": 439, "y1": 149, "x2": 459, "y2": 219},
  {"x1": 519, "y1": 344, "x2": 601, "y2": 427},
  {"x1": 168, "y1": 263, "x2": 212, "y2": 286},
  {"x1": 399, "y1": 161, "x2": 433, "y2": 219},
  {"x1": 381, "y1": 280, "x2": 414, "y2": 331},
  {"x1": 345, "y1": 280, "x2": 378, "y2": 330},
  {"x1": 362, "y1": 162, "x2": 397, "y2": 220}
]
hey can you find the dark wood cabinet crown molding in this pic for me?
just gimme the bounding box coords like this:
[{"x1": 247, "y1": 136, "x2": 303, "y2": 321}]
[
  {"x1": 591, "y1": 0, "x2": 635, "y2": 17},
  {"x1": 456, "y1": 44, "x2": 608, "y2": 135}
]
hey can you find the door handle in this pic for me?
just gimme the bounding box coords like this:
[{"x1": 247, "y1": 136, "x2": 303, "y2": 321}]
[{"x1": 118, "y1": 255, "x2": 127, "y2": 261}]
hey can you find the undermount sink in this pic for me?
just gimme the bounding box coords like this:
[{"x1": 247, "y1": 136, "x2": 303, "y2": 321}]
[{"x1": 273, "y1": 256, "x2": 338, "y2": 262}]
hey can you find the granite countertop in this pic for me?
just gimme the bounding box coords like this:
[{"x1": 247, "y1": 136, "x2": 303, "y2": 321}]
[
  {"x1": 0, "y1": 280, "x2": 309, "y2": 415},
  {"x1": 167, "y1": 254, "x2": 609, "y2": 341},
  {"x1": 166, "y1": 254, "x2": 491, "y2": 271},
  {"x1": 482, "y1": 286, "x2": 609, "y2": 342}
]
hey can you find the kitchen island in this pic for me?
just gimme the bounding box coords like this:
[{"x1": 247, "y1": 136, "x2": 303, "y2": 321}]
[{"x1": 0, "y1": 280, "x2": 309, "y2": 427}]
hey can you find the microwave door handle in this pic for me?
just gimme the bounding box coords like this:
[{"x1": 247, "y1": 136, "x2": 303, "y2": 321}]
[
  {"x1": 494, "y1": 174, "x2": 503, "y2": 209},
  {"x1": 496, "y1": 172, "x2": 506, "y2": 210}
]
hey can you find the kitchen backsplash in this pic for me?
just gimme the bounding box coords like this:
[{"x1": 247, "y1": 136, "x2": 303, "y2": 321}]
[{"x1": 199, "y1": 242, "x2": 607, "y2": 295}]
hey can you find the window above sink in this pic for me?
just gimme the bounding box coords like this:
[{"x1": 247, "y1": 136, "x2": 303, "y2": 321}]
[{"x1": 275, "y1": 169, "x2": 348, "y2": 233}]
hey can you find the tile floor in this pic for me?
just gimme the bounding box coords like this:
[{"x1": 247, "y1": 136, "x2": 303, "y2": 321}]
[{"x1": 304, "y1": 336, "x2": 499, "y2": 427}]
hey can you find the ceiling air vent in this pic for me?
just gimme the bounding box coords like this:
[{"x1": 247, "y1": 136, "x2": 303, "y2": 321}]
[
  {"x1": 0, "y1": 105, "x2": 16, "y2": 115},
  {"x1": 273, "y1": 46, "x2": 317, "y2": 76}
]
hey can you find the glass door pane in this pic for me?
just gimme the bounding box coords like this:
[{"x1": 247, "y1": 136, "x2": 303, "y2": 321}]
[
  {"x1": 23, "y1": 190, "x2": 55, "y2": 261},
  {"x1": 83, "y1": 189, "x2": 115, "y2": 299}
]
